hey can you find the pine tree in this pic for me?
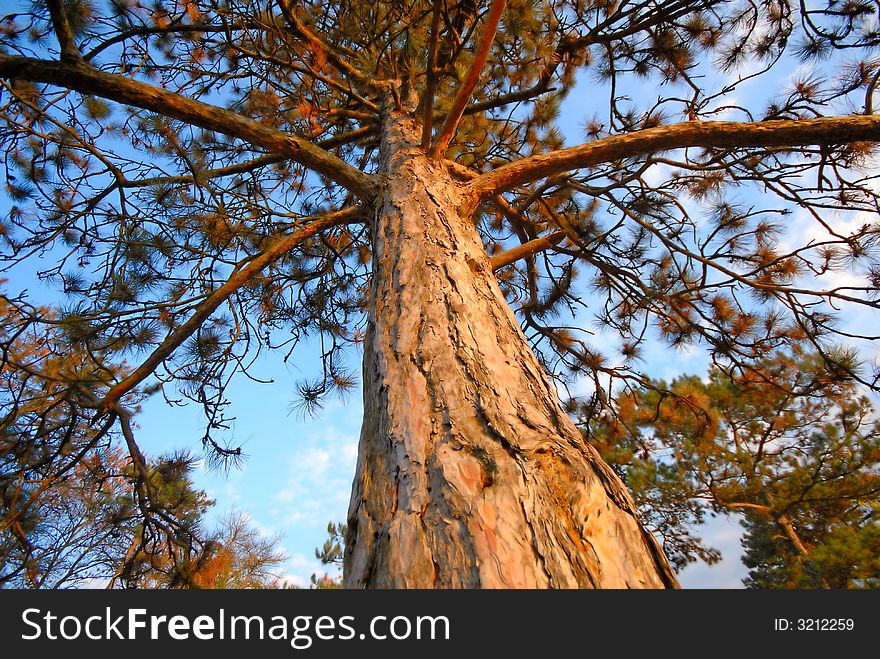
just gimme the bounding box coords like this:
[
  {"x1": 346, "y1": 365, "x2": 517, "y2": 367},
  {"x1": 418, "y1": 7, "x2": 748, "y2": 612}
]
[
  {"x1": 1, "y1": 443, "x2": 139, "y2": 588},
  {"x1": 3, "y1": 0, "x2": 880, "y2": 587},
  {"x1": 309, "y1": 520, "x2": 345, "y2": 588},
  {"x1": 583, "y1": 350, "x2": 880, "y2": 586},
  {"x1": 1, "y1": 439, "x2": 287, "y2": 588}
]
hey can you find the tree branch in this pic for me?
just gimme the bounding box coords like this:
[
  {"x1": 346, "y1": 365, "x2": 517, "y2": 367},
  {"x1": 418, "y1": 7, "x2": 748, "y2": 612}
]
[
  {"x1": 276, "y1": 0, "x2": 379, "y2": 92},
  {"x1": 778, "y1": 514, "x2": 811, "y2": 558},
  {"x1": 110, "y1": 125, "x2": 374, "y2": 191},
  {"x1": 84, "y1": 24, "x2": 235, "y2": 62},
  {"x1": 446, "y1": 161, "x2": 566, "y2": 271},
  {"x1": 0, "y1": 54, "x2": 377, "y2": 201},
  {"x1": 318, "y1": 124, "x2": 376, "y2": 149},
  {"x1": 490, "y1": 231, "x2": 566, "y2": 271},
  {"x1": 420, "y1": 0, "x2": 444, "y2": 149},
  {"x1": 460, "y1": 34, "x2": 575, "y2": 117},
  {"x1": 464, "y1": 115, "x2": 880, "y2": 211},
  {"x1": 45, "y1": 0, "x2": 82, "y2": 62},
  {"x1": 123, "y1": 154, "x2": 287, "y2": 189},
  {"x1": 428, "y1": 0, "x2": 506, "y2": 158},
  {"x1": 99, "y1": 206, "x2": 366, "y2": 411}
]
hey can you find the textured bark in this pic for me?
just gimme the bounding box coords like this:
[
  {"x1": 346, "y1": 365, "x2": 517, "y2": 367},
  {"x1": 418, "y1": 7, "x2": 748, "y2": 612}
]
[{"x1": 344, "y1": 114, "x2": 678, "y2": 588}]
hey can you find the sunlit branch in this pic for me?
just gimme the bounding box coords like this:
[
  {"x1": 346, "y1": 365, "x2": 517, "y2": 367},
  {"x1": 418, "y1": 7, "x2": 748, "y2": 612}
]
[
  {"x1": 491, "y1": 231, "x2": 566, "y2": 271},
  {"x1": 99, "y1": 206, "x2": 366, "y2": 411},
  {"x1": 429, "y1": 0, "x2": 506, "y2": 158},
  {"x1": 0, "y1": 54, "x2": 378, "y2": 200},
  {"x1": 465, "y1": 115, "x2": 880, "y2": 210}
]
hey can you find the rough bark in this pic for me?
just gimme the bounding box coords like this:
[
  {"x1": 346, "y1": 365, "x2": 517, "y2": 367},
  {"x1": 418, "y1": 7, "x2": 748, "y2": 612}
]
[{"x1": 344, "y1": 113, "x2": 678, "y2": 588}]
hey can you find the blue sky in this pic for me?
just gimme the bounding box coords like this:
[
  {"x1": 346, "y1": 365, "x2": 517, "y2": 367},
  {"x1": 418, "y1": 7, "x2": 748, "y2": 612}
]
[{"x1": 132, "y1": 341, "x2": 361, "y2": 586}]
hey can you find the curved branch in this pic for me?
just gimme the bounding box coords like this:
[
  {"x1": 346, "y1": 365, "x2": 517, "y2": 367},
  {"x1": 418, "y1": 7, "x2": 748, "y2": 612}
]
[
  {"x1": 0, "y1": 54, "x2": 377, "y2": 201},
  {"x1": 464, "y1": 115, "x2": 880, "y2": 211},
  {"x1": 100, "y1": 206, "x2": 366, "y2": 410}
]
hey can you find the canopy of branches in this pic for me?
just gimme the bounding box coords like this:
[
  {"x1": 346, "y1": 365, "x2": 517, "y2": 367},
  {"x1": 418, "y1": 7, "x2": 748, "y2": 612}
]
[{"x1": 2, "y1": 0, "x2": 880, "y2": 585}]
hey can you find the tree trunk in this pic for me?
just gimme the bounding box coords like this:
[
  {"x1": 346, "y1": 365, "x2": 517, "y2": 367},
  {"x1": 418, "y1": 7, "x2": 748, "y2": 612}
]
[{"x1": 344, "y1": 112, "x2": 678, "y2": 588}]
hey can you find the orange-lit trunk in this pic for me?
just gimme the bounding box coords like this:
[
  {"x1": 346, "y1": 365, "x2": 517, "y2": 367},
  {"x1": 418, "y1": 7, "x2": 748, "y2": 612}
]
[{"x1": 344, "y1": 114, "x2": 677, "y2": 588}]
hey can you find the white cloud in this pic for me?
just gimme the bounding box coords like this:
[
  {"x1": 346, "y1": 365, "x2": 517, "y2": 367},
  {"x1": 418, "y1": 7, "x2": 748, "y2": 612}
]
[
  {"x1": 278, "y1": 552, "x2": 341, "y2": 589},
  {"x1": 678, "y1": 515, "x2": 747, "y2": 589}
]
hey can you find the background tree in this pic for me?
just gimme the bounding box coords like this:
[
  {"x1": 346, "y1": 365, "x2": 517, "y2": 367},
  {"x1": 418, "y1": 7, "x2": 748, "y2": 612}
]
[
  {"x1": 1, "y1": 434, "x2": 288, "y2": 588},
  {"x1": 131, "y1": 510, "x2": 288, "y2": 588},
  {"x1": 582, "y1": 350, "x2": 880, "y2": 587},
  {"x1": 1, "y1": 443, "x2": 213, "y2": 588},
  {"x1": 1, "y1": 442, "x2": 138, "y2": 588},
  {"x1": 2, "y1": 0, "x2": 880, "y2": 587},
  {"x1": 307, "y1": 520, "x2": 345, "y2": 588},
  {"x1": 741, "y1": 513, "x2": 880, "y2": 589},
  {"x1": 191, "y1": 511, "x2": 286, "y2": 588},
  {"x1": 108, "y1": 451, "x2": 215, "y2": 588}
]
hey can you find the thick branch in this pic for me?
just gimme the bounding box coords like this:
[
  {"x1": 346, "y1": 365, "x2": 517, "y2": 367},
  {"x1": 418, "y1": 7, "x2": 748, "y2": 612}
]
[
  {"x1": 464, "y1": 115, "x2": 880, "y2": 210},
  {"x1": 490, "y1": 231, "x2": 566, "y2": 271},
  {"x1": 100, "y1": 206, "x2": 365, "y2": 410},
  {"x1": 0, "y1": 54, "x2": 377, "y2": 200},
  {"x1": 778, "y1": 514, "x2": 811, "y2": 558},
  {"x1": 447, "y1": 160, "x2": 566, "y2": 269},
  {"x1": 429, "y1": 0, "x2": 506, "y2": 158}
]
